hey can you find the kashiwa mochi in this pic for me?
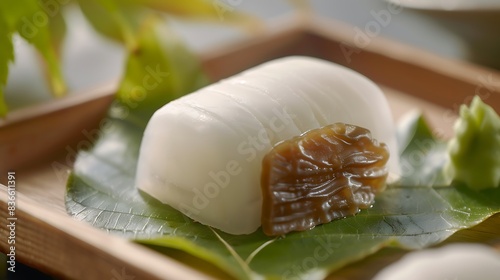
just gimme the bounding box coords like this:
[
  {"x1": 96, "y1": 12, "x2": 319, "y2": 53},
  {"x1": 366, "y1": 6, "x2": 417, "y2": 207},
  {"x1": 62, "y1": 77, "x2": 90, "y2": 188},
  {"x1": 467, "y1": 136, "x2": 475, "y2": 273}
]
[{"x1": 135, "y1": 56, "x2": 400, "y2": 235}]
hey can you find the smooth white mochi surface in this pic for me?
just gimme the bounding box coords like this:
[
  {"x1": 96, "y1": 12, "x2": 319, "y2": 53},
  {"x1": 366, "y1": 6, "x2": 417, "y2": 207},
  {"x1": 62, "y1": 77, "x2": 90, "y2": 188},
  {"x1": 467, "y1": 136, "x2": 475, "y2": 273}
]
[{"x1": 135, "y1": 56, "x2": 400, "y2": 235}]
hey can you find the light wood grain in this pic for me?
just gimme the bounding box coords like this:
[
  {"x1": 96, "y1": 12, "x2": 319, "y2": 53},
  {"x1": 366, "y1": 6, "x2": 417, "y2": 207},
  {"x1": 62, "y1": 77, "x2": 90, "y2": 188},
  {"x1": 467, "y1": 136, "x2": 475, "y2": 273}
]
[
  {"x1": 1, "y1": 16, "x2": 500, "y2": 280},
  {"x1": 0, "y1": 185, "x2": 214, "y2": 280},
  {"x1": 0, "y1": 81, "x2": 118, "y2": 175}
]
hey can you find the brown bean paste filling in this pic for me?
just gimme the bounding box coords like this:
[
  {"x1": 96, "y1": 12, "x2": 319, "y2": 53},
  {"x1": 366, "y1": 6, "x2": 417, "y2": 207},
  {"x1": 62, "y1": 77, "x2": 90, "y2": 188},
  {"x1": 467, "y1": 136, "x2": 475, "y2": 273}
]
[{"x1": 261, "y1": 123, "x2": 389, "y2": 236}]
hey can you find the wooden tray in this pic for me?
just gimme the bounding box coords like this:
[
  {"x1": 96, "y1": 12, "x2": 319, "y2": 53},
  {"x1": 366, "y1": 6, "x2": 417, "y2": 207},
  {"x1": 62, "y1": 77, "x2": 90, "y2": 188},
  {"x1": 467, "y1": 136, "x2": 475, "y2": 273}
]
[{"x1": 1, "y1": 17, "x2": 500, "y2": 280}]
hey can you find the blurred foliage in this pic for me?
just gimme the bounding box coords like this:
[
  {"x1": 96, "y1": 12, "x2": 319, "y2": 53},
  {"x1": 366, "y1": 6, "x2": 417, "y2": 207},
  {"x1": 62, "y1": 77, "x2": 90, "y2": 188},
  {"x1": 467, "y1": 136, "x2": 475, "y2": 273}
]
[
  {"x1": 0, "y1": 0, "x2": 263, "y2": 117},
  {"x1": 0, "y1": 0, "x2": 66, "y2": 116}
]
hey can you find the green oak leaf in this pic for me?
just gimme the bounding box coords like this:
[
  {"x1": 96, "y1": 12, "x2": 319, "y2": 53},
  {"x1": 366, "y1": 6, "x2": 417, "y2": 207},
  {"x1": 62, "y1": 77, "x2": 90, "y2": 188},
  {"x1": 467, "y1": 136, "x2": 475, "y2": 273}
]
[{"x1": 66, "y1": 96, "x2": 500, "y2": 279}]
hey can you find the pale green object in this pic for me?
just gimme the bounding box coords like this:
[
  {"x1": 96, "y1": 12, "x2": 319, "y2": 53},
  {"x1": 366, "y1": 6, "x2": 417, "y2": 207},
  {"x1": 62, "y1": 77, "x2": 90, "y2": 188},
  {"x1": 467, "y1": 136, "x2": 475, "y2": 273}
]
[{"x1": 447, "y1": 96, "x2": 500, "y2": 190}]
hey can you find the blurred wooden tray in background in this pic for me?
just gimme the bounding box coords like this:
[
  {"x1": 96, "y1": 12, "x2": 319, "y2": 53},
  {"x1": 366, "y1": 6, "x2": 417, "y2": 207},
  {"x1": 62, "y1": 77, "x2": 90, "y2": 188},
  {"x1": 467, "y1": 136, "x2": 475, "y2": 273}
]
[{"x1": 1, "y1": 17, "x2": 500, "y2": 279}]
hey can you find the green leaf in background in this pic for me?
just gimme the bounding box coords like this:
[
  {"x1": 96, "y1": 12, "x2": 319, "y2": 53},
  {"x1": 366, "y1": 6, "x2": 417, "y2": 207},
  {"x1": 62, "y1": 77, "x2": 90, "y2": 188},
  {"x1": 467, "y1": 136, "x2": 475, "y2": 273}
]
[
  {"x1": 77, "y1": 0, "x2": 141, "y2": 48},
  {"x1": 78, "y1": 0, "x2": 210, "y2": 121},
  {"x1": 0, "y1": 15, "x2": 14, "y2": 117},
  {"x1": 1, "y1": 0, "x2": 262, "y2": 117},
  {"x1": 0, "y1": 0, "x2": 274, "y2": 117},
  {"x1": 0, "y1": 0, "x2": 70, "y2": 116},
  {"x1": 47, "y1": 4, "x2": 67, "y2": 56},
  {"x1": 124, "y1": 0, "x2": 263, "y2": 32},
  {"x1": 78, "y1": 0, "x2": 263, "y2": 52},
  {"x1": 66, "y1": 92, "x2": 500, "y2": 279},
  {"x1": 116, "y1": 15, "x2": 210, "y2": 120},
  {"x1": 1, "y1": 0, "x2": 67, "y2": 97}
]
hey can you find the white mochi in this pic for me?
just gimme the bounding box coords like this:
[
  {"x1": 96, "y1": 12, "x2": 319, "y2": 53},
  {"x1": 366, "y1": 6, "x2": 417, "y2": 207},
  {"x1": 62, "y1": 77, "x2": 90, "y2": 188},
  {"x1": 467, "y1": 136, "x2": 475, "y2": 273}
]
[{"x1": 136, "y1": 56, "x2": 400, "y2": 235}]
